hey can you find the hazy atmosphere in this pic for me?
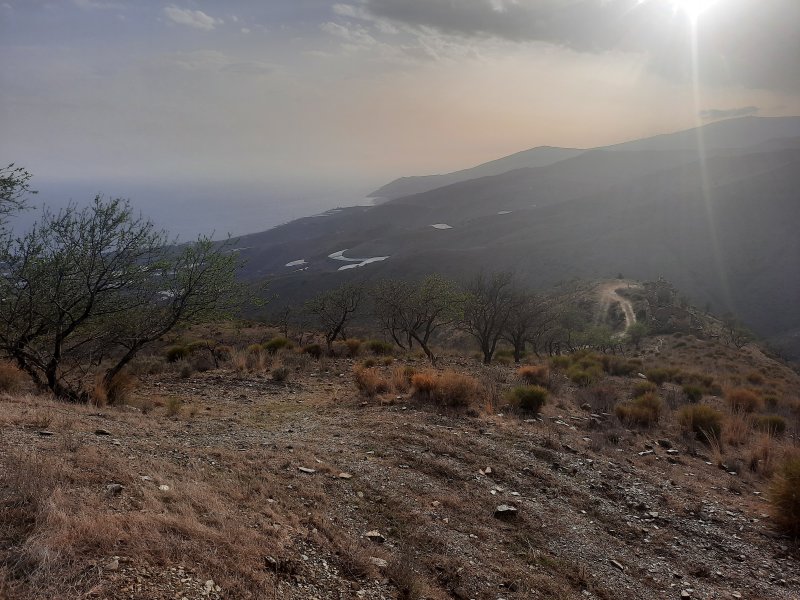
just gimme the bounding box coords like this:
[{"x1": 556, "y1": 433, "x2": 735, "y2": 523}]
[{"x1": 2, "y1": 0, "x2": 799, "y2": 235}]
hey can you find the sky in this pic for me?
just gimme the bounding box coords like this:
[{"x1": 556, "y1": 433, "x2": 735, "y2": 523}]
[{"x1": 1, "y1": 0, "x2": 799, "y2": 236}]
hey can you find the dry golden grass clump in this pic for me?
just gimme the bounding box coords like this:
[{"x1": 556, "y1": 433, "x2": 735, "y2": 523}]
[
  {"x1": 769, "y1": 455, "x2": 800, "y2": 537},
  {"x1": 411, "y1": 370, "x2": 482, "y2": 408},
  {"x1": 0, "y1": 361, "x2": 26, "y2": 394},
  {"x1": 91, "y1": 371, "x2": 138, "y2": 406},
  {"x1": 725, "y1": 388, "x2": 763, "y2": 413},
  {"x1": 517, "y1": 365, "x2": 550, "y2": 387},
  {"x1": 679, "y1": 404, "x2": 723, "y2": 441},
  {"x1": 344, "y1": 338, "x2": 362, "y2": 357},
  {"x1": 752, "y1": 414, "x2": 787, "y2": 437},
  {"x1": 353, "y1": 366, "x2": 390, "y2": 398},
  {"x1": 615, "y1": 392, "x2": 662, "y2": 427}
]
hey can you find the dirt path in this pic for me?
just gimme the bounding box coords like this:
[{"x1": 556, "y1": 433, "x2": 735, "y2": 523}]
[{"x1": 597, "y1": 281, "x2": 637, "y2": 335}]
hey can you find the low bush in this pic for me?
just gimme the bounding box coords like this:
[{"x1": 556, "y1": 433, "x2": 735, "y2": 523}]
[
  {"x1": 644, "y1": 368, "x2": 670, "y2": 386},
  {"x1": 353, "y1": 366, "x2": 390, "y2": 398},
  {"x1": 164, "y1": 345, "x2": 190, "y2": 363},
  {"x1": 301, "y1": 344, "x2": 323, "y2": 359},
  {"x1": 271, "y1": 366, "x2": 290, "y2": 382},
  {"x1": 549, "y1": 355, "x2": 572, "y2": 370},
  {"x1": 0, "y1": 361, "x2": 25, "y2": 394},
  {"x1": 411, "y1": 370, "x2": 481, "y2": 408},
  {"x1": 391, "y1": 365, "x2": 415, "y2": 392},
  {"x1": 769, "y1": 456, "x2": 800, "y2": 537},
  {"x1": 726, "y1": 388, "x2": 762, "y2": 413},
  {"x1": 246, "y1": 343, "x2": 264, "y2": 355},
  {"x1": 165, "y1": 396, "x2": 182, "y2": 417},
  {"x1": 264, "y1": 337, "x2": 293, "y2": 355},
  {"x1": 615, "y1": 392, "x2": 662, "y2": 427},
  {"x1": 517, "y1": 365, "x2": 549, "y2": 387},
  {"x1": 682, "y1": 384, "x2": 704, "y2": 403},
  {"x1": 579, "y1": 382, "x2": 618, "y2": 412},
  {"x1": 631, "y1": 380, "x2": 657, "y2": 398},
  {"x1": 679, "y1": 404, "x2": 723, "y2": 442},
  {"x1": 600, "y1": 355, "x2": 638, "y2": 376},
  {"x1": 361, "y1": 358, "x2": 377, "y2": 368},
  {"x1": 567, "y1": 364, "x2": 603, "y2": 387},
  {"x1": 746, "y1": 370, "x2": 765, "y2": 385},
  {"x1": 366, "y1": 340, "x2": 394, "y2": 356},
  {"x1": 506, "y1": 385, "x2": 548, "y2": 415},
  {"x1": 753, "y1": 414, "x2": 787, "y2": 437},
  {"x1": 104, "y1": 371, "x2": 137, "y2": 405},
  {"x1": 344, "y1": 339, "x2": 362, "y2": 357}
]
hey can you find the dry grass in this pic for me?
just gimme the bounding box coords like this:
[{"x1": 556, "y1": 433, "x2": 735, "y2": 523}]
[
  {"x1": 411, "y1": 370, "x2": 482, "y2": 409},
  {"x1": 615, "y1": 392, "x2": 662, "y2": 427},
  {"x1": 353, "y1": 366, "x2": 390, "y2": 398},
  {"x1": 0, "y1": 361, "x2": 26, "y2": 394},
  {"x1": 769, "y1": 454, "x2": 800, "y2": 536},
  {"x1": 678, "y1": 404, "x2": 723, "y2": 442},
  {"x1": 517, "y1": 365, "x2": 550, "y2": 387},
  {"x1": 723, "y1": 413, "x2": 751, "y2": 447},
  {"x1": 725, "y1": 388, "x2": 763, "y2": 413}
]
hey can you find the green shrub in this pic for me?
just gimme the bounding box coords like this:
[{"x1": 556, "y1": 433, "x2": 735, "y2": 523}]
[
  {"x1": 344, "y1": 338, "x2": 362, "y2": 357},
  {"x1": 679, "y1": 404, "x2": 723, "y2": 442},
  {"x1": 615, "y1": 392, "x2": 662, "y2": 427},
  {"x1": 301, "y1": 343, "x2": 323, "y2": 359},
  {"x1": 567, "y1": 364, "x2": 602, "y2": 387},
  {"x1": 601, "y1": 355, "x2": 638, "y2": 376},
  {"x1": 631, "y1": 381, "x2": 657, "y2": 398},
  {"x1": 549, "y1": 355, "x2": 572, "y2": 370},
  {"x1": 726, "y1": 388, "x2": 762, "y2": 413},
  {"x1": 366, "y1": 340, "x2": 394, "y2": 356},
  {"x1": 764, "y1": 394, "x2": 781, "y2": 409},
  {"x1": 645, "y1": 368, "x2": 670, "y2": 386},
  {"x1": 271, "y1": 366, "x2": 290, "y2": 382},
  {"x1": 507, "y1": 385, "x2": 548, "y2": 415},
  {"x1": 769, "y1": 456, "x2": 800, "y2": 536},
  {"x1": 246, "y1": 343, "x2": 264, "y2": 355},
  {"x1": 753, "y1": 415, "x2": 787, "y2": 436},
  {"x1": 264, "y1": 337, "x2": 293, "y2": 355},
  {"x1": 682, "y1": 384, "x2": 704, "y2": 403},
  {"x1": 164, "y1": 345, "x2": 190, "y2": 363}
]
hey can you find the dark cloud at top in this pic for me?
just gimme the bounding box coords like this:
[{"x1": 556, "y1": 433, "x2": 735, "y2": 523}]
[{"x1": 346, "y1": 0, "x2": 800, "y2": 91}]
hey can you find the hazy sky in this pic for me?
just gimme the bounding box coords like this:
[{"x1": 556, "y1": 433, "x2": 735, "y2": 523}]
[{"x1": 1, "y1": 0, "x2": 799, "y2": 232}]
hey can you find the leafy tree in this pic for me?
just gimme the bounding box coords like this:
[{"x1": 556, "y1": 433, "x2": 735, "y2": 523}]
[
  {"x1": 721, "y1": 313, "x2": 755, "y2": 349},
  {"x1": 304, "y1": 282, "x2": 364, "y2": 351},
  {"x1": 0, "y1": 196, "x2": 240, "y2": 402},
  {"x1": 460, "y1": 272, "x2": 519, "y2": 364},
  {"x1": 372, "y1": 275, "x2": 462, "y2": 364},
  {"x1": 626, "y1": 321, "x2": 649, "y2": 350}
]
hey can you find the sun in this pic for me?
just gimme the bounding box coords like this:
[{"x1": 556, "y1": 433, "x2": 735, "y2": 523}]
[{"x1": 664, "y1": 0, "x2": 723, "y2": 21}]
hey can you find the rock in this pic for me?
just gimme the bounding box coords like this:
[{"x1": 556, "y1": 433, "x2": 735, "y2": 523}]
[
  {"x1": 494, "y1": 504, "x2": 518, "y2": 519},
  {"x1": 94, "y1": 428, "x2": 112, "y2": 436},
  {"x1": 338, "y1": 472, "x2": 353, "y2": 479},
  {"x1": 105, "y1": 483, "x2": 124, "y2": 496},
  {"x1": 298, "y1": 467, "x2": 316, "y2": 474},
  {"x1": 609, "y1": 559, "x2": 625, "y2": 571},
  {"x1": 681, "y1": 589, "x2": 692, "y2": 598},
  {"x1": 158, "y1": 485, "x2": 170, "y2": 492},
  {"x1": 105, "y1": 558, "x2": 119, "y2": 571},
  {"x1": 657, "y1": 439, "x2": 673, "y2": 449},
  {"x1": 364, "y1": 530, "x2": 386, "y2": 543},
  {"x1": 369, "y1": 557, "x2": 388, "y2": 568},
  {"x1": 637, "y1": 372, "x2": 648, "y2": 380},
  {"x1": 36, "y1": 430, "x2": 55, "y2": 436},
  {"x1": 484, "y1": 466, "x2": 492, "y2": 474},
  {"x1": 667, "y1": 449, "x2": 679, "y2": 455},
  {"x1": 638, "y1": 450, "x2": 654, "y2": 456},
  {"x1": 580, "y1": 403, "x2": 592, "y2": 411}
]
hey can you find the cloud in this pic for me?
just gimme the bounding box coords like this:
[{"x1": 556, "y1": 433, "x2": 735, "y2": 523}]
[
  {"x1": 334, "y1": 0, "x2": 800, "y2": 90},
  {"x1": 699, "y1": 106, "x2": 759, "y2": 121},
  {"x1": 163, "y1": 5, "x2": 220, "y2": 31}
]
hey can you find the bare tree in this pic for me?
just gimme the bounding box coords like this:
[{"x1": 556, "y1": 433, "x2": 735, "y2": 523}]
[
  {"x1": 502, "y1": 290, "x2": 554, "y2": 362},
  {"x1": 304, "y1": 283, "x2": 364, "y2": 351},
  {"x1": 372, "y1": 275, "x2": 462, "y2": 364},
  {"x1": 0, "y1": 163, "x2": 35, "y2": 228},
  {"x1": 0, "y1": 196, "x2": 240, "y2": 402},
  {"x1": 460, "y1": 272, "x2": 519, "y2": 364}
]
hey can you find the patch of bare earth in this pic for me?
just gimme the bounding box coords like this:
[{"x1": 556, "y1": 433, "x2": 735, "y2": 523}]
[{"x1": 0, "y1": 356, "x2": 798, "y2": 599}]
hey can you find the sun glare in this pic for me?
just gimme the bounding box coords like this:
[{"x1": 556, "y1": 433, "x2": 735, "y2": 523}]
[{"x1": 665, "y1": 0, "x2": 723, "y2": 21}]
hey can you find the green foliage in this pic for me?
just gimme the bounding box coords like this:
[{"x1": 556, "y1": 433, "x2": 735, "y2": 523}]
[
  {"x1": 165, "y1": 345, "x2": 190, "y2": 363},
  {"x1": 644, "y1": 368, "x2": 671, "y2": 386},
  {"x1": 366, "y1": 339, "x2": 394, "y2": 356},
  {"x1": 507, "y1": 385, "x2": 548, "y2": 414},
  {"x1": 626, "y1": 322, "x2": 649, "y2": 348},
  {"x1": 631, "y1": 380, "x2": 657, "y2": 398},
  {"x1": 600, "y1": 355, "x2": 638, "y2": 376},
  {"x1": 301, "y1": 343, "x2": 323, "y2": 359},
  {"x1": 550, "y1": 355, "x2": 572, "y2": 370},
  {"x1": 615, "y1": 392, "x2": 662, "y2": 427},
  {"x1": 753, "y1": 415, "x2": 787, "y2": 436},
  {"x1": 682, "y1": 384, "x2": 704, "y2": 403},
  {"x1": 264, "y1": 337, "x2": 293, "y2": 355},
  {"x1": 679, "y1": 404, "x2": 723, "y2": 442}
]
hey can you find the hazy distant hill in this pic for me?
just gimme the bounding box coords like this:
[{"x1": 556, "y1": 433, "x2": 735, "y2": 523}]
[
  {"x1": 368, "y1": 116, "x2": 800, "y2": 201},
  {"x1": 233, "y1": 117, "x2": 800, "y2": 356}
]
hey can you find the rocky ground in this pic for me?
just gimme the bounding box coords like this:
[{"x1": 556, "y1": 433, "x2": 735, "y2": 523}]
[{"x1": 0, "y1": 349, "x2": 798, "y2": 599}]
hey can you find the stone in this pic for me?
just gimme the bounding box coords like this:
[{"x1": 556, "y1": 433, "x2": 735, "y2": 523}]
[
  {"x1": 298, "y1": 467, "x2": 316, "y2": 474},
  {"x1": 105, "y1": 558, "x2": 120, "y2": 571},
  {"x1": 609, "y1": 559, "x2": 625, "y2": 571},
  {"x1": 94, "y1": 428, "x2": 112, "y2": 436},
  {"x1": 369, "y1": 557, "x2": 388, "y2": 568},
  {"x1": 365, "y1": 530, "x2": 386, "y2": 543},
  {"x1": 36, "y1": 430, "x2": 55, "y2": 436},
  {"x1": 494, "y1": 504, "x2": 518, "y2": 519},
  {"x1": 338, "y1": 472, "x2": 353, "y2": 479},
  {"x1": 105, "y1": 483, "x2": 124, "y2": 496},
  {"x1": 657, "y1": 439, "x2": 673, "y2": 449},
  {"x1": 158, "y1": 485, "x2": 170, "y2": 492}
]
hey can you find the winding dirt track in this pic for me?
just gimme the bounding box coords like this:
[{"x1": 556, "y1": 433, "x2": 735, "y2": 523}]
[{"x1": 597, "y1": 281, "x2": 637, "y2": 334}]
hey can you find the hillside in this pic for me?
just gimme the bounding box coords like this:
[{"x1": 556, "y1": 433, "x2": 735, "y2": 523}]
[
  {"x1": 1, "y1": 322, "x2": 798, "y2": 599},
  {"x1": 231, "y1": 118, "x2": 800, "y2": 357}
]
